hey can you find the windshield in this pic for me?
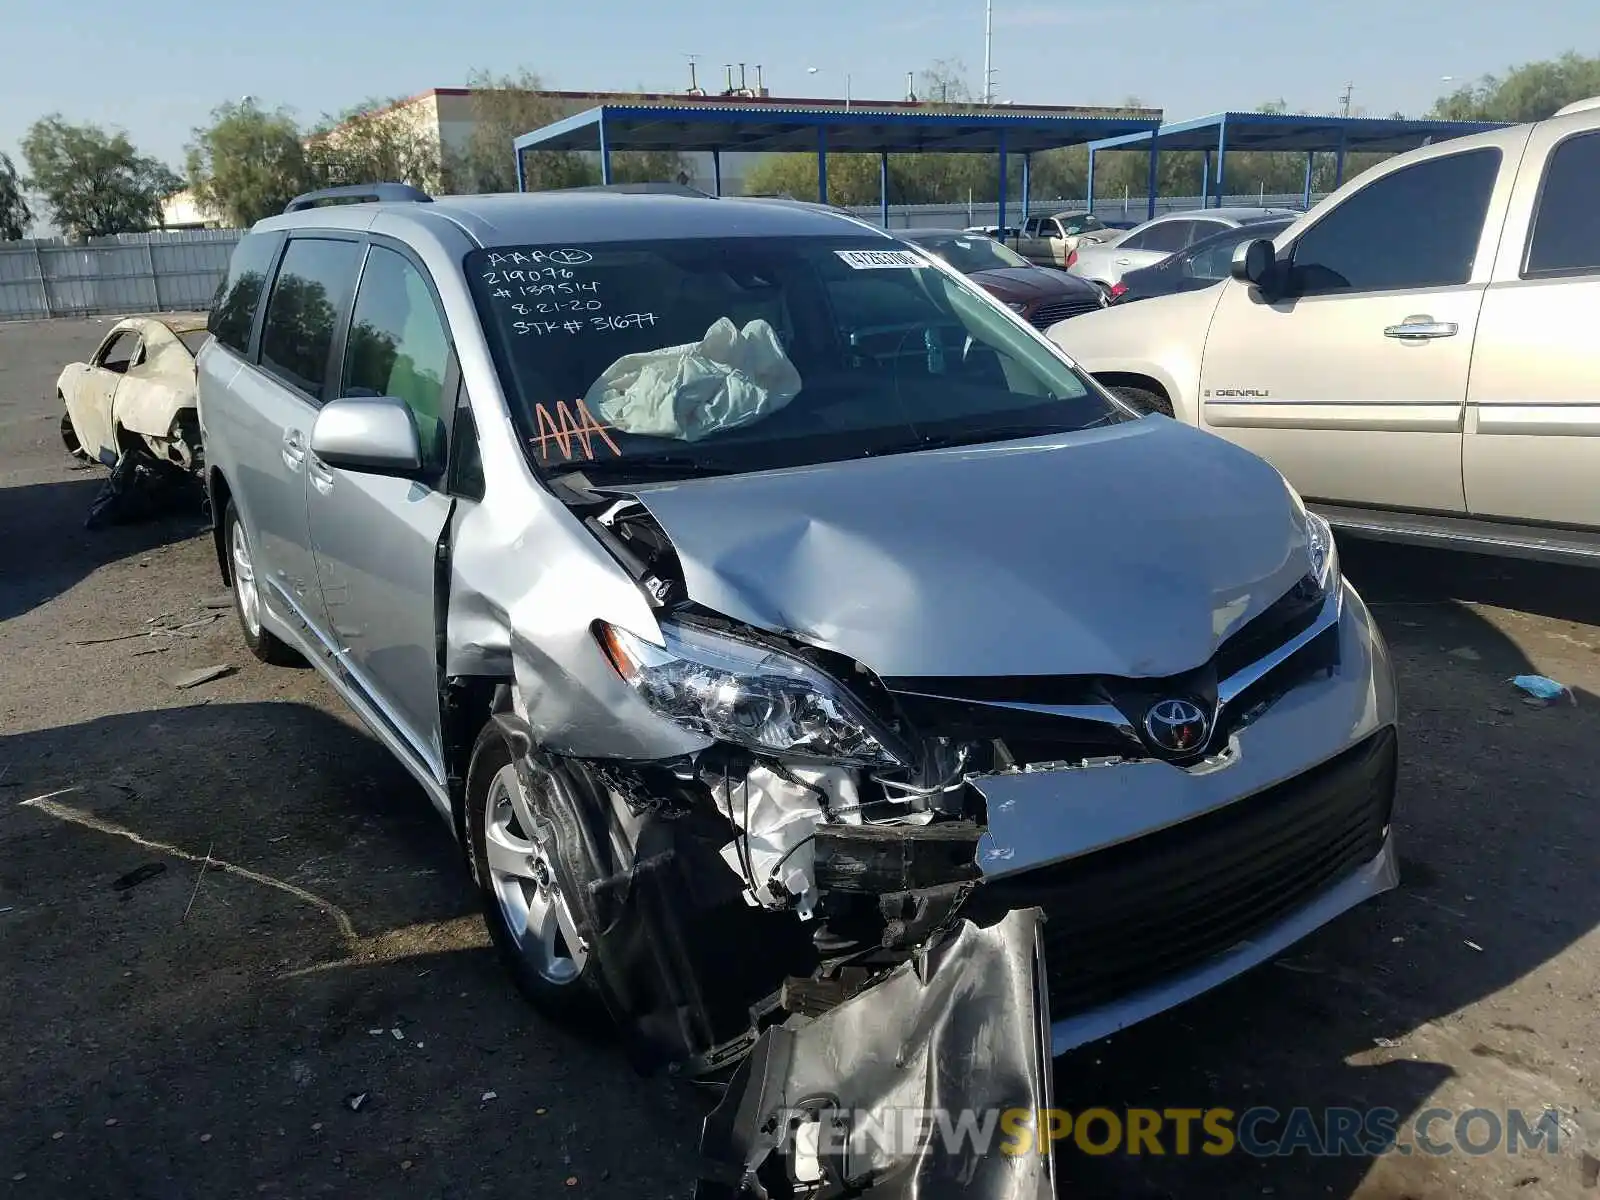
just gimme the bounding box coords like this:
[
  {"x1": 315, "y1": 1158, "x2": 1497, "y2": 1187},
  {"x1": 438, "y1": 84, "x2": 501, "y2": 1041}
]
[
  {"x1": 907, "y1": 233, "x2": 1031, "y2": 273},
  {"x1": 466, "y1": 237, "x2": 1124, "y2": 482}
]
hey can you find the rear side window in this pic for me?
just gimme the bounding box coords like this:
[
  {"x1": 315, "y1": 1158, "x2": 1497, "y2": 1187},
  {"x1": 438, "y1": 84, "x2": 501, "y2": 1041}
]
[
  {"x1": 258, "y1": 237, "x2": 363, "y2": 400},
  {"x1": 1524, "y1": 131, "x2": 1600, "y2": 278},
  {"x1": 1125, "y1": 221, "x2": 1190, "y2": 252},
  {"x1": 1288, "y1": 148, "x2": 1502, "y2": 294},
  {"x1": 208, "y1": 232, "x2": 283, "y2": 354}
]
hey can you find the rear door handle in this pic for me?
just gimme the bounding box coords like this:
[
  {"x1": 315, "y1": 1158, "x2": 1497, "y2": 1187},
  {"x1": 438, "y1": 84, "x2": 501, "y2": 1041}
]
[
  {"x1": 281, "y1": 428, "x2": 307, "y2": 470},
  {"x1": 1384, "y1": 317, "x2": 1458, "y2": 341}
]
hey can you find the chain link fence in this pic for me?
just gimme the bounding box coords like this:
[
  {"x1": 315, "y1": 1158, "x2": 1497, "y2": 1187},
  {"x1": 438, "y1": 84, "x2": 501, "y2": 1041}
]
[{"x1": 0, "y1": 193, "x2": 1325, "y2": 322}]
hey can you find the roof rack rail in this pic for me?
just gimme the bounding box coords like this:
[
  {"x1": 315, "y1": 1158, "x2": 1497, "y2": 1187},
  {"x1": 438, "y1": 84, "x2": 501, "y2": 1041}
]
[
  {"x1": 283, "y1": 183, "x2": 434, "y2": 213},
  {"x1": 556, "y1": 181, "x2": 715, "y2": 198}
]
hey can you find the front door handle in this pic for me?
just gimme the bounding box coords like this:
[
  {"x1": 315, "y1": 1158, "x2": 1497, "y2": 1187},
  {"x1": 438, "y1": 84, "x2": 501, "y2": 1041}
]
[
  {"x1": 1384, "y1": 317, "x2": 1459, "y2": 341},
  {"x1": 281, "y1": 428, "x2": 307, "y2": 470},
  {"x1": 308, "y1": 454, "x2": 334, "y2": 495},
  {"x1": 1115, "y1": 257, "x2": 1131, "y2": 265}
]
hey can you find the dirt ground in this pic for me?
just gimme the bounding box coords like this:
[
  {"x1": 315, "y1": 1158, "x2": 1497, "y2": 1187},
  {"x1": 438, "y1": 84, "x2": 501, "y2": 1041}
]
[{"x1": 2, "y1": 316, "x2": 1597, "y2": 1200}]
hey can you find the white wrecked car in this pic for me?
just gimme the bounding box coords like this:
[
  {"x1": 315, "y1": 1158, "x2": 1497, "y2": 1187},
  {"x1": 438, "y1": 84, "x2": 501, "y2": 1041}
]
[{"x1": 58, "y1": 314, "x2": 210, "y2": 475}]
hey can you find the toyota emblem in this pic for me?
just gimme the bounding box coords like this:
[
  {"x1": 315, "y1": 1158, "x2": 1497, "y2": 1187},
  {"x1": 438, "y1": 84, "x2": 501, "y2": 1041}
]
[{"x1": 1143, "y1": 698, "x2": 1211, "y2": 754}]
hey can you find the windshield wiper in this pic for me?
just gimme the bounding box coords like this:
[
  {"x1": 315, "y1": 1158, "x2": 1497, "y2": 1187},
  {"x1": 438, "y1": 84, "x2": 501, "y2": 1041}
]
[
  {"x1": 862, "y1": 423, "x2": 1081, "y2": 456},
  {"x1": 545, "y1": 455, "x2": 738, "y2": 481}
]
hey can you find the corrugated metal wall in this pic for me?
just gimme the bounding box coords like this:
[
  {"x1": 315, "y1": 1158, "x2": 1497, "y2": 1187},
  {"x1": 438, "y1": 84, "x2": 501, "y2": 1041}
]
[{"x1": 0, "y1": 230, "x2": 241, "y2": 322}]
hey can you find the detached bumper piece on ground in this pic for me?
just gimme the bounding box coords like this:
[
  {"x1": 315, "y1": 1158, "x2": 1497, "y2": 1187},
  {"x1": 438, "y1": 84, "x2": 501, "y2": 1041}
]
[{"x1": 697, "y1": 909, "x2": 1055, "y2": 1200}]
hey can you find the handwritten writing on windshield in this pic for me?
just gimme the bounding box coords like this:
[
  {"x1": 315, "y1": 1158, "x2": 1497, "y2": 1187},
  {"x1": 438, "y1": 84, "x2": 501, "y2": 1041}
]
[
  {"x1": 532, "y1": 399, "x2": 622, "y2": 463},
  {"x1": 512, "y1": 313, "x2": 658, "y2": 337}
]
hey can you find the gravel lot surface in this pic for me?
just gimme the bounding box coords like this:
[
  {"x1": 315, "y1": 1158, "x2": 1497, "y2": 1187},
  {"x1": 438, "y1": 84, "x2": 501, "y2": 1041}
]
[{"x1": 2, "y1": 316, "x2": 1596, "y2": 1198}]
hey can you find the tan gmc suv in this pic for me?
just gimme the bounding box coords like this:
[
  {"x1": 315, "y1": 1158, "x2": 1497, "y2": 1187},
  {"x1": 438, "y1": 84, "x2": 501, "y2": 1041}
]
[{"x1": 1049, "y1": 97, "x2": 1600, "y2": 565}]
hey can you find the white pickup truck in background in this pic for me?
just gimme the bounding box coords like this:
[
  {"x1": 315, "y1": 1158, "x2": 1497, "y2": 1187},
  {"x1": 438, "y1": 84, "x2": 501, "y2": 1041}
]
[{"x1": 1049, "y1": 97, "x2": 1600, "y2": 565}]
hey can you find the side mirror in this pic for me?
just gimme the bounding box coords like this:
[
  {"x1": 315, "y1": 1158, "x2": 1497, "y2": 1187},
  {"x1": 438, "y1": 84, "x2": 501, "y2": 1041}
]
[
  {"x1": 310, "y1": 396, "x2": 423, "y2": 477},
  {"x1": 1229, "y1": 238, "x2": 1275, "y2": 286}
]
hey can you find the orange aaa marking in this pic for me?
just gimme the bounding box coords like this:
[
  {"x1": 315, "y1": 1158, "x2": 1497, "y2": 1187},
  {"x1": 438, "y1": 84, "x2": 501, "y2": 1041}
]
[{"x1": 532, "y1": 399, "x2": 622, "y2": 463}]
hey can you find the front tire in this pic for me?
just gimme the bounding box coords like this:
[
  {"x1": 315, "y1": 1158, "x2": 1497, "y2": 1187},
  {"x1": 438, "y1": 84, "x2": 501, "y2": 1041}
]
[
  {"x1": 223, "y1": 500, "x2": 299, "y2": 665},
  {"x1": 465, "y1": 723, "x2": 619, "y2": 1024},
  {"x1": 59, "y1": 401, "x2": 89, "y2": 461}
]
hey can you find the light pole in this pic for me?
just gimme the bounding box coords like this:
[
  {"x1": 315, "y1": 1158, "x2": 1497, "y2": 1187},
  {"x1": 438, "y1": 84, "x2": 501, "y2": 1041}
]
[{"x1": 807, "y1": 66, "x2": 851, "y2": 109}]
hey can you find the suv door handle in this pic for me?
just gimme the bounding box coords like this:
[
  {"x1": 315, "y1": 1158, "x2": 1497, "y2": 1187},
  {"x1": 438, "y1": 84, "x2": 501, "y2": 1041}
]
[
  {"x1": 1115, "y1": 257, "x2": 1132, "y2": 265},
  {"x1": 281, "y1": 428, "x2": 307, "y2": 470},
  {"x1": 1384, "y1": 318, "x2": 1459, "y2": 341}
]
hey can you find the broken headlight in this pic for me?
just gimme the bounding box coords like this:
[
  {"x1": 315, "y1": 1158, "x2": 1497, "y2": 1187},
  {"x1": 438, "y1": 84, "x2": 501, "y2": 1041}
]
[{"x1": 598, "y1": 619, "x2": 906, "y2": 768}]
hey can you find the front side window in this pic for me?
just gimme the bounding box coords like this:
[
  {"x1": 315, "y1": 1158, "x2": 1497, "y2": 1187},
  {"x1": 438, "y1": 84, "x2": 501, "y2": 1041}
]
[
  {"x1": 97, "y1": 330, "x2": 140, "y2": 373},
  {"x1": 466, "y1": 236, "x2": 1124, "y2": 483},
  {"x1": 1524, "y1": 130, "x2": 1600, "y2": 278},
  {"x1": 258, "y1": 237, "x2": 363, "y2": 399},
  {"x1": 342, "y1": 245, "x2": 453, "y2": 470},
  {"x1": 1288, "y1": 148, "x2": 1502, "y2": 294},
  {"x1": 208, "y1": 231, "x2": 283, "y2": 354}
]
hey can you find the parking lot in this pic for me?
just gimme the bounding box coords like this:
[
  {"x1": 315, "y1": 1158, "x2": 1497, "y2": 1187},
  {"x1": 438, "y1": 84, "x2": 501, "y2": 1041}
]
[{"x1": 2, "y1": 315, "x2": 1598, "y2": 1199}]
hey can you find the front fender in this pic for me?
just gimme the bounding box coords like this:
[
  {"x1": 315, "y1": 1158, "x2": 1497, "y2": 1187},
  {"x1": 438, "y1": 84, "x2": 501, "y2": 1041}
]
[{"x1": 1048, "y1": 288, "x2": 1224, "y2": 425}]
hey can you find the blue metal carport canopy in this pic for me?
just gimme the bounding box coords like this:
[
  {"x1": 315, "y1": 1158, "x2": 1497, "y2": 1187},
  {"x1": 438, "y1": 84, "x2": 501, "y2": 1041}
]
[
  {"x1": 1086, "y1": 111, "x2": 1510, "y2": 210},
  {"x1": 512, "y1": 101, "x2": 1163, "y2": 229}
]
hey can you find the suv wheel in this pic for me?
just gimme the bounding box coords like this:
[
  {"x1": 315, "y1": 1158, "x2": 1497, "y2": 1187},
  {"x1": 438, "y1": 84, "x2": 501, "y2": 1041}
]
[
  {"x1": 466, "y1": 723, "x2": 618, "y2": 1023},
  {"x1": 224, "y1": 500, "x2": 299, "y2": 665}
]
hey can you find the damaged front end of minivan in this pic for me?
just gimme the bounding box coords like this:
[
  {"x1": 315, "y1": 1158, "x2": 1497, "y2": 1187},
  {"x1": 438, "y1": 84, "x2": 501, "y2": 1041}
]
[{"x1": 444, "y1": 474, "x2": 1068, "y2": 1200}]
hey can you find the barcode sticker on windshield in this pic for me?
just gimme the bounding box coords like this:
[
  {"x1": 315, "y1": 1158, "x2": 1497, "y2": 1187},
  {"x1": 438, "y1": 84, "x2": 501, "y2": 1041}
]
[{"x1": 835, "y1": 249, "x2": 923, "y2": 270}]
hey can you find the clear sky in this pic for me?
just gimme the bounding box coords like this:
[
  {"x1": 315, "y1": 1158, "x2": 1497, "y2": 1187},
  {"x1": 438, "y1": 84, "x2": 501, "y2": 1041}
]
[{"x1": 4, "y1": 0, "x2": 1597, "y2": 171}]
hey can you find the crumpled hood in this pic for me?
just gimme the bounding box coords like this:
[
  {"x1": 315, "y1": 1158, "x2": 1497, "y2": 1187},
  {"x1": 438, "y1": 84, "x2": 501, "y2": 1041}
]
[{"x1": 621, "y1": 419, "x2": 1313, "y2": 679}]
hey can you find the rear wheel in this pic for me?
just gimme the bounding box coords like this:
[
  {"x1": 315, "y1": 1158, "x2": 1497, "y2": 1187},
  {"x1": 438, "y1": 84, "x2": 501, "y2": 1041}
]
[
  {"x1": 224, "y1": 500, "x2": 299, "y2": 665},
  {"x1": 1107, "y1": 384, "x2": 1174, "y2": 418}
]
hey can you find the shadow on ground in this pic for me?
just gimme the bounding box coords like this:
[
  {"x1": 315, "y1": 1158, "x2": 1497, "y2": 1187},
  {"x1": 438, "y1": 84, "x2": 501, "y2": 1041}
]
[
  {"x1": 0, "y1": 476, "x2": 207, "y2": 622},
  {"x1": 1048, "y1": 542, "x2": 1600, "y2": 1197}
]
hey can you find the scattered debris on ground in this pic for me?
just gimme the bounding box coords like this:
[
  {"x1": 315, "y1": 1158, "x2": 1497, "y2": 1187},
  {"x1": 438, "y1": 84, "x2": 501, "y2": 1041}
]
[{"x1": 170, "y1": 664, "x2": 234, "y2": 690}]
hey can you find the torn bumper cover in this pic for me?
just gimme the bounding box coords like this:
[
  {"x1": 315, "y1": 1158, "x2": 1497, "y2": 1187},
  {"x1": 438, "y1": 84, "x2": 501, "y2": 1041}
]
[{"x1": 697, "y1": 908, "x2": 1055, "y2": 1200}]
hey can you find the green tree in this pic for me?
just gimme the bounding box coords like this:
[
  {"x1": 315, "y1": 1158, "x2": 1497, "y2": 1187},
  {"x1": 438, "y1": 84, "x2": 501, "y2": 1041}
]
[
  {"x1": 308, "y1": 97, "x2": 441, "y2": 192},
  {"x1": 1430, "y1": 52, "x2": 1600, "y2": 122},
  {"x1": 21, "y1": 116, "x2": 180, "y2": 237},
  {"x1": 0, "y1": 151, "x2": 31, "y2": 240},
  {"x1": 186, "y1": 100, "x2": 315, "y2": 226},
  {"x1": 442, "y1": 70, "x2": 595, "y2": 194}
]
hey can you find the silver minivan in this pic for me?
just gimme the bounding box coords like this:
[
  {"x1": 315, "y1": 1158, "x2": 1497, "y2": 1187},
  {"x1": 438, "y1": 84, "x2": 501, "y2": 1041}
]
[{"x1": 198, "y1": 184, "x2": 1399, "y2": 1088}]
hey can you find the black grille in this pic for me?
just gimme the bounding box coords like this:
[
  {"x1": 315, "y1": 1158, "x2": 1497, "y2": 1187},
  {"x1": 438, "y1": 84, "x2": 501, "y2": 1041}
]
[
  {"x1": 977, "y1": 728, "x2": 1397, "y2": 1015},
  {"x1": 1028, "y1": 297, "x2": 1101, "y2": 328}
]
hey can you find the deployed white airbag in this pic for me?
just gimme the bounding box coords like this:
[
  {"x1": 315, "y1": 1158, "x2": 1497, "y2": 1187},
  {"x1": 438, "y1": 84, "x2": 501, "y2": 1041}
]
[{"x1": 586, "y1": 317, "x2": 802, "y2": 442}]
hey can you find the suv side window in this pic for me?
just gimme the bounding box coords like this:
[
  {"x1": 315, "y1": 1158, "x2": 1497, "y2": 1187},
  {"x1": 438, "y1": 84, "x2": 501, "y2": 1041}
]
[
  {"x1": 1524, "y1": 130, "x2": 1600, "y2": 278},
  {"x1": 1288, "y1": 148, "x2": 1502, "y2": 295},
  {"x1": 258, "y1": 237, "x2": 363, "y2": 400},
  {"x1": 341, "y1": 245, "x2": 453, "y2": 472},
  {"x1": 208, "y1": 231, "x2": 284, "y2": 355}
]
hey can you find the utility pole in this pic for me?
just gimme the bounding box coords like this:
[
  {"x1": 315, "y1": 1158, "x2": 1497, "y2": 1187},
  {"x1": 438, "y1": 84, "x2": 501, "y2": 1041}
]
[
  {"x1": 1339, "y1": 82, "x2": 1354, "y2": 118},
  {"x1": 983, "y1": 0, "x2": 993, "y2": 104}
]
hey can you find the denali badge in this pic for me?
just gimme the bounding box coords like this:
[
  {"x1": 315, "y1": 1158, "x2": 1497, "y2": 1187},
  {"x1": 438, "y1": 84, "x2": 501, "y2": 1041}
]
[{"x1": 1143, "y1": 698, "x2": 1210, "y2": 754}]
